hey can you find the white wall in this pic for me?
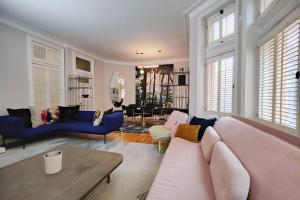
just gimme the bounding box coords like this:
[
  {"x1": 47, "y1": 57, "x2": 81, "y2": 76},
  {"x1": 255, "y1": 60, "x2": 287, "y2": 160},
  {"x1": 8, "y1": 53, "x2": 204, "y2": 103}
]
[
  {"x1": 94, "y1": 59, "x2": 106, "y2": 108},
  {"x1": 0, "y1": 21, "x2": 29, "y2": 115},
  {"x1": 100, "y1": 62, "x2": 136, "y2": 110}
]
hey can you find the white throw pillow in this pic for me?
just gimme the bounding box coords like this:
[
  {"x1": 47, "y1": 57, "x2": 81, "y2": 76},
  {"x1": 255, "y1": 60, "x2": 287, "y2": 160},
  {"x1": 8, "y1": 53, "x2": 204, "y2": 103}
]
[
  {"x1": 210, "y1": 142, "x2": 250, "y2": 200},
  {"x1": 200, "y1": 126, "x2": 221, "y2": 163},
  {"x1": 93, "y1": 109, "x2": 104, "y2": 126},
  {"x1": 30, "y1": 106, "x2": 43, "y2": 128}
]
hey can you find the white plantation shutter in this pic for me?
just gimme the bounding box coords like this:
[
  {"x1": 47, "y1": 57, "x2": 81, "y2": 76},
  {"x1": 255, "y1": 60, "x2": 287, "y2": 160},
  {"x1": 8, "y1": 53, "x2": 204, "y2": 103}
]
[
  {"x1": 275, "y1": 20, "x2": 300, "y2": 129},
  {"x1": 49, "y1": 69, "x2": 61, "y2": 108},
  {"x1": 220, "y1": 55, "x2": 234, "y2": 113},
  {"x1": 31, "y1": 40, "x2": 63, "y2": 109},
  {"x1": 222, "y1": 12, "x2": 235, "y2": 38},
  {"x1": 208, "y1": 15, "x2": 220, "y2": 44},
  {"x1": 207, "y1": 59, "x2": 219, "y2": 112},
  {"x1": 33, "y1": 65, "x2": 48, "y2": 111},
  {"x1": 260, "y1": 0, "x2": 274, "y2": 14},
  {"x1": 206, "y1": 54, "x2": 234, "y2": 113},
  {"x1": 258, "y1": 39, "x2": 275, "y2": 121}
]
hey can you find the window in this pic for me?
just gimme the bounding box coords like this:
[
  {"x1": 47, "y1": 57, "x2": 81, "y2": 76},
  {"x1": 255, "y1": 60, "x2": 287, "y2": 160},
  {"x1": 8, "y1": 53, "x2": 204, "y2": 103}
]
[
  {"x1": 260, "y1": 0, "x2": 274, "y2": 14},
  {"x1": 207, "y1": 5, "x2": 235, "y2": 45},
  {"x1": 207, "y1": 53, "x2": 234, "y2": 114},
  {"x1": 31, "y1": 40, "x2": 63, "y2": 109},
  {"x1": 258, "y1": 19, "x2": 300, "y2": 130}
]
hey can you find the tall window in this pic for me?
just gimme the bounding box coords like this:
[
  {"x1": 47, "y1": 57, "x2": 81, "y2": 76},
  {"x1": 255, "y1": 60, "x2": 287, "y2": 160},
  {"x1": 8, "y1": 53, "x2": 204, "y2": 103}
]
[
  {"x1": 260, "y1": 0, "x2": 275, "y2": 14},
  {"x1": 207, "y1": 53, "x2": 234, "y2": 114},
  {"x1": 206, "y1": 3, "x2": 236, "y2": 115},
  {"x1": 258, "y1": 19, "x2": 300, "y2": 130},
  {"x1": 207, "y1": 5, "x2": 235, "y2": 46}
]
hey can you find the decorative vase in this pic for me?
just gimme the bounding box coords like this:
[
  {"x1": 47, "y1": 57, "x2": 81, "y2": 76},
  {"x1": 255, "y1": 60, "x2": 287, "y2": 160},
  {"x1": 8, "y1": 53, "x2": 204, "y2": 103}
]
[{"x1": 43, "y1": 151, "x2": 62, "y2": 174}]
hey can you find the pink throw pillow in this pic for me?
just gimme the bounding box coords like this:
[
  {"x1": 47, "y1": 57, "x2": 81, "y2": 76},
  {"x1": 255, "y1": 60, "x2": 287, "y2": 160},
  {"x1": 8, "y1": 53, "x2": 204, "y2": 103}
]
[
  {"x1": 164, "y1": 117, "x2": 177, "y2": 130},
  {"x1": 200, "y1": 126, "x2": 221, "y2": 163},
  {"x1": 210, "y1": 142, "x2": 250, "y2": 200}
]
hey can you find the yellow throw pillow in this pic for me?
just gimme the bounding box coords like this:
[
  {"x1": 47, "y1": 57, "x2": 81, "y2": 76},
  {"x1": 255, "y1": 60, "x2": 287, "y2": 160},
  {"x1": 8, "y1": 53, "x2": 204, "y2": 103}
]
[{"x1": 175, "y1": 124, "x2": 201, "y2": 143}]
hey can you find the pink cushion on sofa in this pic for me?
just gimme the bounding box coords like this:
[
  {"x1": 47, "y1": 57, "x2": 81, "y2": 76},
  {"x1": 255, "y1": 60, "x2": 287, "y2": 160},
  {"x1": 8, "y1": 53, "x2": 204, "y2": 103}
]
[
  {"x1": 214, "y1": 117, "x2": 300, "y2": 200},
  {"x1": 164, "y1": 117, "x2": 177, "y2": 130},
  {"x1": 210, "y1": 142, "x2": 250, "y2": 200},
  {"x1": 200, "y1": 126, "x2": 221, "y2": 163},
  {"x1": 147, "y1": 137, "x2": 215, "y2": 200}
]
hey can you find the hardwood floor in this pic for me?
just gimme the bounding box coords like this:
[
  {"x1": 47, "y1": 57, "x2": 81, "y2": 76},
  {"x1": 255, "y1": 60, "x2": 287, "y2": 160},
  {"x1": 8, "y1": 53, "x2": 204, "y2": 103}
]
[
  {"x1": 108, "y1": 132, "x2": 156, "y2": 144},
  {"x1": 67, "y1": 131, "x2": 157, "y2": 145}
]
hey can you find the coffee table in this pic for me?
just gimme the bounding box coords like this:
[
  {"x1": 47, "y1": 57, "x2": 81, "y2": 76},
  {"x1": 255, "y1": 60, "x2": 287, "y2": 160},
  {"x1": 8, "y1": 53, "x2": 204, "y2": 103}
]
[{"x1": 0, "y1": 146, "x2": 123, "y2": 200}]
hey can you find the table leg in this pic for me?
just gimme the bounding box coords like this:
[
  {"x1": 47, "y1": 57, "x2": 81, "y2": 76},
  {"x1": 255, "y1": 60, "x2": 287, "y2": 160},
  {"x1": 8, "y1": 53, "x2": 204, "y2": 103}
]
[{"x1": 107, "y1": 174, "x2": 110, "y2": 183}]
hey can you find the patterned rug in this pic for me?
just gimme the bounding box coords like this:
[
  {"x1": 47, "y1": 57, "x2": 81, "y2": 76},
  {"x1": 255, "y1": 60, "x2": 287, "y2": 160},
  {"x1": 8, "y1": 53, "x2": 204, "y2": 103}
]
[
  {"x1": 120, "y1": 124, "x2": 150, "y2": 133},
  {"x1": 0, "y1": 137, "x2": 163, "y2": 200}
]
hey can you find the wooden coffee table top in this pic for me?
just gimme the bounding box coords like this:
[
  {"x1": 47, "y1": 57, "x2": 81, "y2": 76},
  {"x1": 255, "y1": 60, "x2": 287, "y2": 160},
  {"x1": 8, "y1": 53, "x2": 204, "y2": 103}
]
[{"x1": 0, "y1": 146, "x2": 123, "y2": 200}]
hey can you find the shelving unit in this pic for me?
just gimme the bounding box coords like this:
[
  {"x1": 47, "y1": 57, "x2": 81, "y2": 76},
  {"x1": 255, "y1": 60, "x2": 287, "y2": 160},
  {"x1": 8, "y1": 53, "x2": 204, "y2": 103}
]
[
  {"x1": 160, "y1": 71, "x2": 190, "y2": 110},
  {"x1": 68, "y1": 75, "x2": 94, "y2": 111}
]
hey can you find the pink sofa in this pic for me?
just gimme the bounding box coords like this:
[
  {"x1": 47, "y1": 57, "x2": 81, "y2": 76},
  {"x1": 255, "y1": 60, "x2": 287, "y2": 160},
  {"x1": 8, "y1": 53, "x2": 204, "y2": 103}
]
[{"x1": 147, "y1": 116, "x2": 300, "y2": 200}]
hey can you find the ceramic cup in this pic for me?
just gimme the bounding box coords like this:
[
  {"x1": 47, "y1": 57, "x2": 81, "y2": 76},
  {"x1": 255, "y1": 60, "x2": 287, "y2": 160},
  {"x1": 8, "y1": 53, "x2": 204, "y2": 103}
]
[{"x1": 43, "y1": 151, "x2": 62, "y2": 174}]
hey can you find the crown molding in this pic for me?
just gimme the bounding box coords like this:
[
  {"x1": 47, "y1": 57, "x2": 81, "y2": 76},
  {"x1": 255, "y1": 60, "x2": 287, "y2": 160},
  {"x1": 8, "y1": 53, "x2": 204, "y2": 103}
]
[{"x1": 104, "y1": 58, "x2": 189, "y2": 66}]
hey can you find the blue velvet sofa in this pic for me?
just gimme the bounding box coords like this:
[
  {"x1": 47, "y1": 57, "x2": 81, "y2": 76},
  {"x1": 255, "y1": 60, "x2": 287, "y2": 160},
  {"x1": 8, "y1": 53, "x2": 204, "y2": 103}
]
[{"x1": 0, "y1": 111, "x2": 124, "y2": 148}]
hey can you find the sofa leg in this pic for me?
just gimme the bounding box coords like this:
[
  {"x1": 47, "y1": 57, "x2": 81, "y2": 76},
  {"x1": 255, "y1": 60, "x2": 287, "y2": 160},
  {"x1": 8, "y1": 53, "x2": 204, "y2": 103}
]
[
  {"x1": 23, "y1": 140, "x2": 26, "y2": 149},
  {"x1": 2, "y1": 135, "x2": 5, "y2": 147},
  {"x1": 104, "y1": 135, "x2": 106, "y2": 144}
]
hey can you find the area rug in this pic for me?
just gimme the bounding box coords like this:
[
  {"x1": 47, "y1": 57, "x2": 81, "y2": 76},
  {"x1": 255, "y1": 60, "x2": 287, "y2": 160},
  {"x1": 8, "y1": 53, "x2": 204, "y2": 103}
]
[
  {"x1": 120, "y1": 124, "x2": 150, "y2": 133},
  {"x1": 0, "y1": 137, "x2": 163, "y2": 200}
]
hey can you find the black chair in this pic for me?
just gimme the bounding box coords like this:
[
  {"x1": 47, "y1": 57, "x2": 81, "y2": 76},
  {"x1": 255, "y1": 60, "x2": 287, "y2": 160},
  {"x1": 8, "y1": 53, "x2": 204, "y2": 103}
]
[
  {"x1": 143, "y1": 106, "x2": 154, "y2": 119},
  {"x1": 125, "y1": 104, "x2": 141, "y2": 123}
]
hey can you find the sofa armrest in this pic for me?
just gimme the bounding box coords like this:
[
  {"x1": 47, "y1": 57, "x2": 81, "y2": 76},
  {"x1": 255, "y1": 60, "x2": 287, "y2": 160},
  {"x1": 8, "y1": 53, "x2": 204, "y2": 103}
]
[
  {"x1": 0, "y1": 116, "x2": 25, "y2": 138},
  {"x1": 102, "y1": 112, "x2": 124, "y2": 132}
]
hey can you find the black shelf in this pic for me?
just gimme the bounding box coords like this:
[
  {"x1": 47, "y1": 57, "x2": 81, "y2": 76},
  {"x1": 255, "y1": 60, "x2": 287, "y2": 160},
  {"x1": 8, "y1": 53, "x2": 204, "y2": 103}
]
[
  {"x1": 161, "y1": 85, "x2": 189, "y2": 87},
  {"x1": 69, "y1": 87, "x2": 93, "y2": 89}
]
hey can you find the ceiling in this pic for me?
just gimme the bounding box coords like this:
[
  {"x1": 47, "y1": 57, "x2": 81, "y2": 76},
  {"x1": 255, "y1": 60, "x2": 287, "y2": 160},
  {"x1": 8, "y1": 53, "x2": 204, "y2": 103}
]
[{"x1": 0, "y1": 0, "x2": 198, "y2": 62}]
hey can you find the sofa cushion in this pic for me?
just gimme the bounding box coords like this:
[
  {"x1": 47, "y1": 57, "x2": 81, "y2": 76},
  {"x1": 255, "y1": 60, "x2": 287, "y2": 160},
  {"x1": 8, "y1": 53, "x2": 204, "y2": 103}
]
[
  {"x1": 23, "y1": 124, "x2": 59, "y2": 139},
  {"x1": 210, "y1": 142, "x2": 250, "y2": 200},
  {"x1": 201, "y1": 126, "x2": 221, "y2": 163},
  {"x1": 57, "y1": 122, "x2": 110, "y2": 134},
  {"x1": 190, "y1": 117, "x2": 217, "y2": 140},
  {"x1": 58, "y1": 105, "x2": 80, "y2": 122},
  {"x1": 147, "y1": 137, "x2": 215, "y2": 200},
  {"x1": 214, "y1": 117, "x2": 300, "y2": 199},
  {"x1": 175, "y1": 124, "x2": 200, "y2": 143},
  {"x1": 7, "y1": 108, "x2": 32, "y2": 128}
]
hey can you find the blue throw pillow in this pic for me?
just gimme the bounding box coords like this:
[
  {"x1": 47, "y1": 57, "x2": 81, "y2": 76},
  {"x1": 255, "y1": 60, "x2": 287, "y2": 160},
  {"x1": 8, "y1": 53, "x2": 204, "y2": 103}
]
[{"x1": 190, "y1": 117, "x2": 217, "y2": 140}]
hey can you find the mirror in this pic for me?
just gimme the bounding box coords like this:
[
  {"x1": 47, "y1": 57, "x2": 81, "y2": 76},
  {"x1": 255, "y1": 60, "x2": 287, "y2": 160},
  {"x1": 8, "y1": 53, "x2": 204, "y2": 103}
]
[{"x1": 110, "y1": 72, "x2": 125, "y2": 107}]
